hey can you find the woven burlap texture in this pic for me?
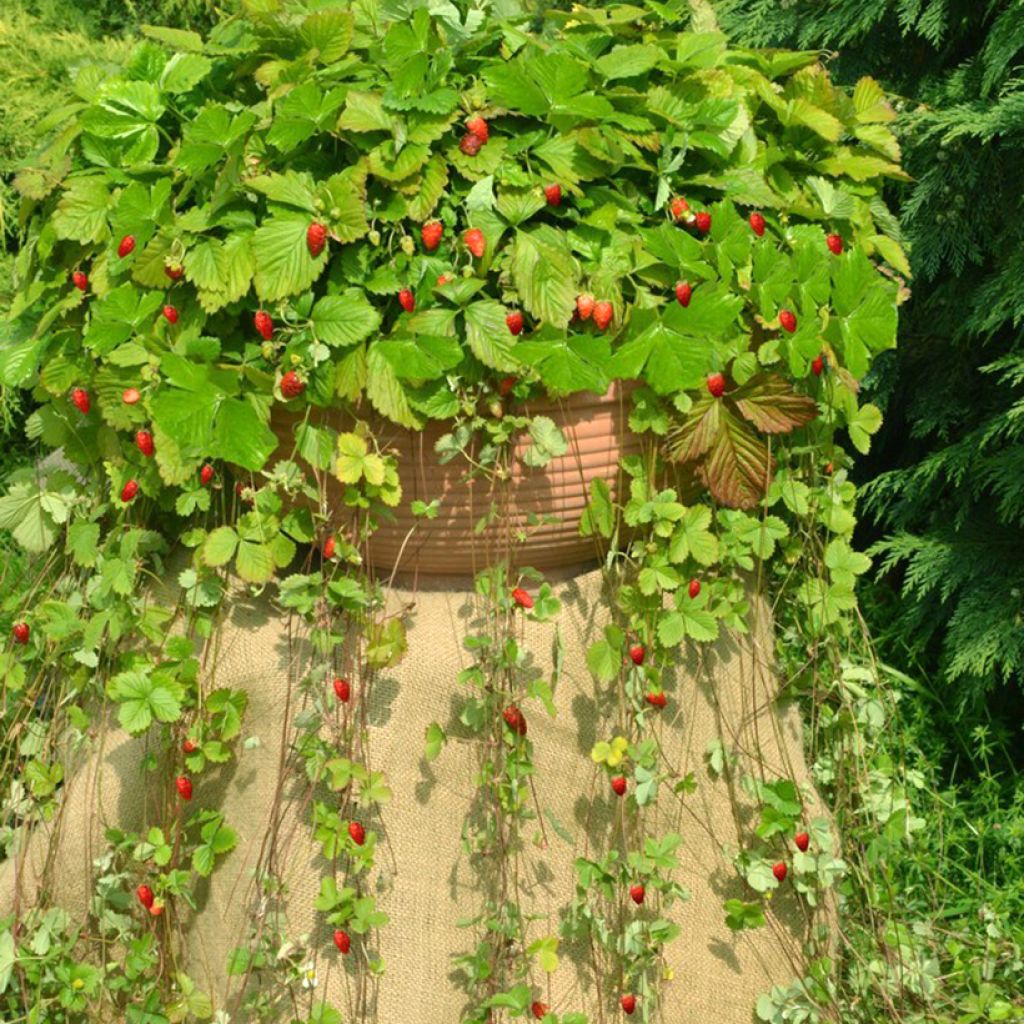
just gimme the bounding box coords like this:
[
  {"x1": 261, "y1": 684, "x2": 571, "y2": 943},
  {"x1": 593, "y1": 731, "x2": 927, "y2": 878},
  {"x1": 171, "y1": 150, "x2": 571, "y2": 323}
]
[{"x1": 1, "y1": 567, "x2": 824, "y2": 1022}]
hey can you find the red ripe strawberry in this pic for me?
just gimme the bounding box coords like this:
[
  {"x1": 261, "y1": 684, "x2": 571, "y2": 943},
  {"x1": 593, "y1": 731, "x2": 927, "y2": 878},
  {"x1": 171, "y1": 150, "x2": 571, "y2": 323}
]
[
  {"x1": 794, "y1": 831, "x2": 810, "y2": 852},
  {"x1": 254, "y1": 311, "x2": 273, "y2": 341},
  {"x1": 117, "y1": 235, "x2": 136, "y2": 258},
  {"x1": 175, "y1": 775, "x2": 193, "y2": 801},
  {"x1": 71, "y1": 388, "x2": 90, "y2": 415},
  {"x1": 645, "y1": 692, "x2": 667, "y2": 709},
  {"x1": 323, "y1": 535, "x2": 337, "y2": 559},
  {"x1": 593, "y1": 301, "x2": 613, "y2": 331},
  {"x1": 464, "y1": 228, "x2": 486, "y2": 258},
  {"x1": 398, "y1": 288, "x2": 415, "y2": 313},
  {"x1": 348, "y1": 821, "x2": 365, "y2": 846},
  {"x1": 706, "y1": 372, "x2": 725, "y2": 398},
  {"x1": 576, "y1": 293, "x2": 595, "y2": 320},
  {"x1": 779, "y1": 309, "x2": 797, "y2": 333},
  {"x1": 695, "y1": 211, "x2": 712, "y2": 234},
  {"x1": 674, "y1": 281, "x2": 692, "y2": 307},
  {"x1": 629, "y1": 644, "x2": 645, "y2": 666},
  {"x1": 669, "y1": 197, "x2": 689, "y2": 220},
  {"x1": 280, "y1": 371, "x2": 305, "y2": 399},
  {"x1": 531, "y1": 1002, "x2": 549, "y2": 1020},
  {"x1": 333, "y1": 929, "x2": 351, "y2": 954},
  {"x1": 421, "y1": 220, "x2": 443, "y2": 251},
  {"x1": 621, "y1": 994, "x2": 636, "y2": 1015},
  {"x1": 182, "y1": 738, "x2": 198, "y2": 754},
  {"x1": 164, "y1": 262, "x2": 184, "y2": 281},
  {"x1": 506, "y1": 310, "x2": 524, "y2": 335},
  {"x1": 72, "y1": 270, "x2": 88, "y2": 291},
  {"x1": 611, "y1": 775, "x2": 627, "y2": 797},
  {"x1": 811, "y1": 355, "x2": 825, "y2": 377},
  {"x1": 137, "y1": 884, "x2": 154, "y2": 909},
  {"x1": 466, "y1": 116, "x2": 489, "y2": 142},
  {"x1": 333, "y1": 677, "x2": 351, "y2": 703},
  {"x1": 502, "y1": 704, "x2": 528, "y2": 736},
  {"x1": 121, "y1": 479, "x2": 139, "y2": 503},
  {"x1": 149, "y1": 902, "x2": 164, "y2": 917},
  {"x1": 459, "y1": 132, "x2": 482, "y2": 156},
  {"x1": 199, "y1": 464, "x2": 214, "y2": 486},
  {"x1": 436, "y1": 274, "x2": 450, "y2": 286},
  {"x1": 307, "y1": 221, "x2": 328, "y2": 257},
  {"x1": 772, "y1": 861, "x2": 788, "y2": 883},
  {"x1": 511, "y1": 587, "x2": 533, "y2": 610},
  {"x1": 629, "y1": 883, "x2": 645, "y2": 905},
  {"x1": 544, "y1": 183, "x2": 562, "y2": 207},
  {"x1": 135, "y1": 430, "x2": 155, "y2": 457},
  {"x1": 162, "y1": 305, "x2": 179, "y2": 325},
  {"x1": 688, "y1": 578, "x2": 701, "y2": 599},
  {"x1": 12, "y1": 622, "x2": 29, "y2": 645},
  {"x1": 498, "y1": 375, "x2": 517, "y2": 397},
  {"x1": 826, "y1": 233, "x2": 843, "y2": 255},
  {"x1": 749, "y1": 212, "x2": 766, "y2": 237},
  {"x1": 122, "y1": 387, "x2": 141, "y2": 405},
  {"x1": 824, "y1": 461, "x2": 834, "y2": 476}
]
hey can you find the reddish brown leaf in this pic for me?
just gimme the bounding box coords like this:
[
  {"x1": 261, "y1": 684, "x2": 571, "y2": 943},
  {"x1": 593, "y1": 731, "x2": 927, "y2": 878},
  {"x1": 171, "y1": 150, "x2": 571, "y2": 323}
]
[
  {"x1": 731, "y1": 373, "x2": 818, "y2": 434},
  {"x1": 666, "y1": 396, "x2": 721, "y2": 463},
  {"x1": 700, "y1": 406, "x2": 775, "y2": 508}
]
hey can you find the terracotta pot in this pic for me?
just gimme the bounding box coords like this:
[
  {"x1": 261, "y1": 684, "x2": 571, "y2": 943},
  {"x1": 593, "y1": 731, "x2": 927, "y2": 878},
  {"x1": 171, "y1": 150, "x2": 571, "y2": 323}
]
[{"x1": 278, "y1": 385, "x2": 642, "y2": 576}]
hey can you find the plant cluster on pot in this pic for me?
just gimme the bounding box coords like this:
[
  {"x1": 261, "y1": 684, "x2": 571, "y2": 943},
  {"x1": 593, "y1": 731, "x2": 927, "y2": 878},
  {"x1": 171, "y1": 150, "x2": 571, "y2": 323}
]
[{"x1": 0, "y1": 1, "x2": 903, "y2": 1021}]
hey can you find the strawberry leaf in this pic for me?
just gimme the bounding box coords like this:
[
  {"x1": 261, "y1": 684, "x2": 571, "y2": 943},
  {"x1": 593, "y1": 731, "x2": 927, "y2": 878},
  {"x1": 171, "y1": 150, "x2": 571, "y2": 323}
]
[
  {"x1": 731, "y1": 373, "x2": 818, "y2": 433},
  {"x1": 253, "y1": 215, "x2": 328, "y2": 302}
]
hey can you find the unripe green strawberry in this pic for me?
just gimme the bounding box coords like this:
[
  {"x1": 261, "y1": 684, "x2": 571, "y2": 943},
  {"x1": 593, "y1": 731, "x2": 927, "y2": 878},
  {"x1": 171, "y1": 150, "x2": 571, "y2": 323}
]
[
  {"x1": 400, "y1": 234, "x2": 416, "y2": 255},
  {"x1": 367, "y1": 228, "x2": 381, "y2": 246}
]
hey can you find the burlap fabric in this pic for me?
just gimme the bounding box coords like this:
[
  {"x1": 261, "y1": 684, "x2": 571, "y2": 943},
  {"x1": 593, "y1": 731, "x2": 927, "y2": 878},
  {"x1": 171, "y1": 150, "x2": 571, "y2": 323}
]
[{"x1": 1, "y1": 567, "x2": 825, "y2": 1021}]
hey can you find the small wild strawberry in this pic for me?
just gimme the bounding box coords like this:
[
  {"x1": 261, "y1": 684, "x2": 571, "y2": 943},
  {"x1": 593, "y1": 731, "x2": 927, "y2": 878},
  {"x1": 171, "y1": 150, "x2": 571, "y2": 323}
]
[
  {"x1": 466, "y1": 115, "x2": 489, "y2": 142},
  {"x1": 436, "y1": 273, "x2": 450, "y2": 286},
  {"x1": 117, "y1": 235, "x2": 136, "y2": 258},
  {"x1": 333, "y1": 929, "x2": 351, "y2": 954},
  {"x1": 164, "y1": 262, "x2": 184, "y2": 281},
  {"x1": 531, "y1": 1002, "x2": 549, "y2": 1020},
  {"x1": 826, "y1": 233, "x2": 843, "y2": 255},
  {"x1": 254, "y1": 310, "x2": 273, "y2": 341},
  {"x1": 135, "y1": 430, "x2": 155, "y2": 457},
  {"x1": 512, "y1": 587, "x2": 533, "y2": 610},
  {"x1": 669, "y1": 197, "x2": 689, "y2": 220},
  {"x1": 621, "y1": 994, "x2": 636, "y2": 1015},
  {"x1": 503, "y1": 704, "x2": 528, "y2": 736},
  {"x1": 824, "y1": 461, "x2": 834, "y2": 476},
  {"x1": 779, "y1": 309, "x2": 797, "y2": 333},
  {"x1": 576, "y1": 293, "x2": 595, "y2": 320},
  {"x1": 182, "y1": 738, "x2": 198, "y2": 754},
  {"x1": 459, "y1": 132, "x2": 482, "y2": 156},
  {"x1": 12, "y1": 622, "x2": 29, "y2": 645},
  {"x1": 593, "y1": 301, "x2": 613, "y2": 331},
  {"x1": 280, "y1": 371, "x2": 305, "y2": 399},
  {"x1": 749, "y1": 211, "x2": 766, "y2": 237},
  {"x1": 674, "y1": 281, "x2": 692, "y2": 307},
  {"x1": 544, "y1": 182, "x2": 562, "y2": 206},
  {"x1": 323, "y1": 535, "x2": 336, "y2": 559},
  {"x1": 695, "y1": 211, "x2": 712, "y2": 234},
  {"x1": 307, "y1": 221, "x2": 328, "y2": 257},
  {"x1": 333, "y1": 677, "x2": 351, "y2": 703},
  {"x1": 688, "y1": 578, "x2": 701, "y2": 599},
  {"x1": 611, "y1": 775, "x2": 627, "y2": 797},
  {"x1": 162, "y1": 305, "x2": 179, "y2": 325},
  {"x1": 629, "y1": 883, "x2": 645, "y2": 905},
  {"x1": 121, "y1": 479, "x2": 139, "y2": 503},
  {"x1": 149, "y1": 902, "x2": 164, "y2": 917},
  {"x1": 199, "y1": 464, "x2": 214, "y2": 486},
  {"x1": 72, "y1": 270, "x2": 88, "y2": 291},
  {"x1": 498, "y1": 375, "x2": 517, "y2": 397},
  {"x1": 629, "y1": 644, "x2": 645, "y2": 666},
  {"x1": 421, "y1": 220, "x2": 443, "y2": 251},
  {"x1": 811, "y1": 354, "x2": 825, "y2": 376},
  {"x1": 645, "y1": 692, "x2": 667, "y2": 709},
  {"x1": 706, "y1": 372, "x2": 725, "y2": 398},
  {"x1": 176, "y1": 775, "x2": 193, "y2": 801},
  {"x1": 348, "y1": 821, "x2": 365, "y2": 846},
  {"x1": 71, "y1": 388, "x2": 90, "y2": 415},
  {"x1": 506, "y1": 310, "x2": 524, "y2": 335},
  {"x1": 464, "y1": 227, "x2": 485, "y2": 258},
  {"x1": 772, "y1": 861, "x2": 788, "y2": 883},
  {"x1": 137, "y1": 884, "x2": 154, "y2": 909},
  {"x1": 122, "y1": 387, "x2": 141, "y2": 405},
  {"x1": 398, "y1": 288, "x2": 415, "y2": 313},
  {"x1": 794, "y1": 831, "x2": 810, "y2": 852}
]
